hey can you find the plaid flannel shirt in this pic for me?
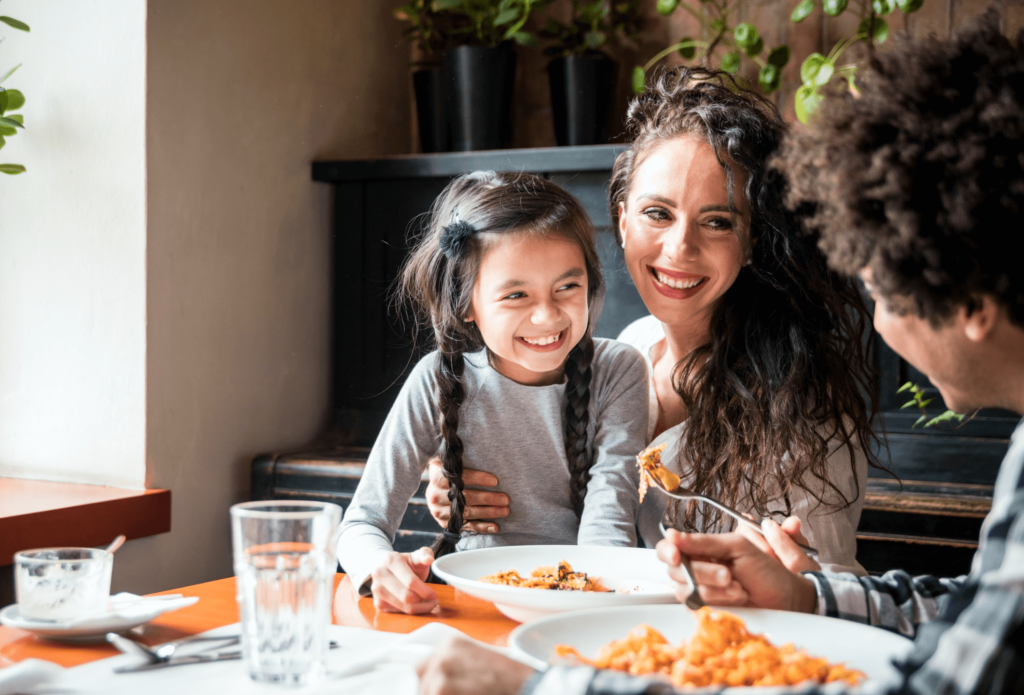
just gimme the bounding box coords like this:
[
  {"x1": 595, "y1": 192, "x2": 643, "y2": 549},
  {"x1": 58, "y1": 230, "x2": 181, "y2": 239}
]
[{"x1": 523, "y1": 419, "x2": 1024, "y2": 695}]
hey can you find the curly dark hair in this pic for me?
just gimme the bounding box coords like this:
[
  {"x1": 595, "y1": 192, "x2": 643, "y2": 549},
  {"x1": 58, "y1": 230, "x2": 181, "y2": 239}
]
[
  {"x1": 399, "y1": 171, "x2": 604, "y2": 558},
  {"x1": 611, "y1": 68, "x2": 882, "y2": 532},
  {"x1": 778, "y1": 10, "x2": 1024, "y2": 328}
]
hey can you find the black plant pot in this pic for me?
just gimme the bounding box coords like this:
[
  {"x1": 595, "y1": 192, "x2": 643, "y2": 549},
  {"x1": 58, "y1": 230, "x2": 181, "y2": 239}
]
[
  {"x1": 443, "y1": 44, "x2": 517, "y2": 151},
  {"x1": 548, "y1": 52, "x2": 618, "y2": 147},
  {"x1": 412, "y1": 67, "x2": 451, "y2": 153}
]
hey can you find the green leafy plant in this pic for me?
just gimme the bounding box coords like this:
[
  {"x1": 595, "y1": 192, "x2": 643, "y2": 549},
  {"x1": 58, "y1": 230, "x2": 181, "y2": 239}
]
[
  {"x1": 538, "y1": 1, "x2": 642, "y2": 58},
  {"x1": 394, "y1": 0, "x2": 469, "y2": 61},
  {"x1": 791, "y1": 0, "x2": 924, "y2": 122},
  {"x1": 0, "y1": 8, "x2": 30, "y2": 175},
  {"x1": 632, "y1": 0, "x2": 790, "y2": 95},
  {"x1": 425, "y1": 0, "x2": 550, "y2": 47},
  {"x1": 898, "y1": 382, "x2": 966, "y2": 429}
]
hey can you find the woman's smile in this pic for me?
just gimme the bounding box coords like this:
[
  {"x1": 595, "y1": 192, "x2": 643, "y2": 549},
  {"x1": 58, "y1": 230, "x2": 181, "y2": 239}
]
[{"x1": 649, "y1": 265, "x2": 709, "y2": 299}]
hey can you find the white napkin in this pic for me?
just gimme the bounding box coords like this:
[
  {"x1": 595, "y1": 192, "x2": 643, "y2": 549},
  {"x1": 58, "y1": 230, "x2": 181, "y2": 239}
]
[
  {"x1": 0, "y1": 659, "x2": 64, "y2": 695},
  {"x1": 54, "y1": 593, "x2": 198, "y2": 627},
  {"x1": 21, "y1": 622, "x2": 506, "y2": 695}
]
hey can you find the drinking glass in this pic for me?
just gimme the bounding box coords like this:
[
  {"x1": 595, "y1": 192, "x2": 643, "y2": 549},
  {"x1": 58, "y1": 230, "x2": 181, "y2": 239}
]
[
  {"x1": 230, "y1": 501, "x2": 342, "y2": 685},
  {"x1": 15, "y1": 548, "x2": 113, "y2": 621}
]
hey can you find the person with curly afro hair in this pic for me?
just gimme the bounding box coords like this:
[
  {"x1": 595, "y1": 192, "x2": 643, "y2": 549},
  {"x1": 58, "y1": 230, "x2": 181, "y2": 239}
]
[{"x1": 415, "y1": 11, "x2": 1024, "y2": 695}]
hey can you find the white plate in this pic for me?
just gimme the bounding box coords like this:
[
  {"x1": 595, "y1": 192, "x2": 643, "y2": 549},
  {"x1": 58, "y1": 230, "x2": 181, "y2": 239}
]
[
  {"x1": 0, "y1": 597, "x2": 199, "y2": 642},
  {"x1": 510, "y1": 604, "x2": 914, "y2": 686},
  {"x1": 430, "y1": 545, "x2": 677, "y2": 622}
]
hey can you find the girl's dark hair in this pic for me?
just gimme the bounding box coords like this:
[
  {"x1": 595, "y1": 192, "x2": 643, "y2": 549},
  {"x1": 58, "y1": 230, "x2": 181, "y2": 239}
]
[
  {"x1": 399, "y1": 171, "x2": 604, "y2": 558},
  {"x1": 610, "y1": 68, "x2": 882, "y2": 532}
]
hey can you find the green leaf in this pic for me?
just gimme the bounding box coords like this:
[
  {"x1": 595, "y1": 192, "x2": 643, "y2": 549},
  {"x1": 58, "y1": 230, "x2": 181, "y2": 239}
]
[
  {"x1": 632, "y1": 65, "x2": 646, "y2": 94},
  {"x1": 800, "y1": 53, "x2": 827, "y2": 85},
  {"x1": 511, "y1": 30, "x2": 538, "y2": 46},
  {"x1": 900, "y1": 399, "x2": 917, "y2": 409},
  {"x1": 896, "y1": 0, "x2": 924, "y2": 12},
  {"x1": 873, "y1": 0, "x2": 894, "y2": 15},
  {"x1": 768, "y1": 45, "x2": 790, "y2": 67},
  {"x1": 0, "y1": 125, "x2": 13, "y2": 137},
  {"x1": 794, "y1": 84, "x2": 823, "y2": 123},
  {"x1": 919, "y1": 398, "x2": 933, "y2": 408},
  {"x1": 493, "y1": 8, "x2": 518, "y2": 25},
  {"x1": 0, "y1": 16, "x2": 30, "y2": 31},
  {"x1": 584, "y1": 31, "x2": 606, "y2": 49},
  {"x1": 434, "y1": 0, "x2": 463, "y2": 8},
  {"x1": 758, "y1": 63, "x2": 781, "y2": 92},
  {"x1": 913, "y1": 415, "x2": 927, "y2": 428},
  {"x1": 791, "y1": 0, "x2": 814, "y2": 22},
  {"x1": 859, "y1": 16, "x2": 889, "y2": 42},
  {"x1": 0, "y1": 115, "x2": 23, "y2": 129},
  {"x1": 0, "y1": 89, "x2": 6, "y2": 115},
  {"x1": 897, "y1": 382, "x2": 914, "y2": 393},
  {"x1": 4, "y1": 88, "x2": 23, "y2": 111},
  {"x1": 678, "y1": 37, "x2": 696, "y2": 60},
  {"x1": 745, "y1": 36, "x2": 764, "y2": 57},
  {"x1": 655, "y1": 0, "x2": 679, "y2": 15},
  {"x1": 7, "y1": 113, "x2": 21, "y2": 124},
  {"x1": 720, "y1": 51, "x2": 741, "y2": 74},
  {"x1": 0, "y1": 64, "x2": 21, "y2": 85},
  {"x1": 733, "y1": 23, "x2": 758, "y2": 49},
  {"x1": 823, "y1": 0, "x2": 847, "y2": 16},
  {"x1": 0, "y1": 163, "x2": 26, "y2": 174},
  {"x1": 0, "y1": 134, "x2": 5, "y2": 150}
]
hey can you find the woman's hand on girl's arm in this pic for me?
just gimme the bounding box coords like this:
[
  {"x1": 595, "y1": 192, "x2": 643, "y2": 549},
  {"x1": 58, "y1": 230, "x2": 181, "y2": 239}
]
[
  {"x1": 369, "y1": 547, "x2": 438, "y2": 615},
  {"x1": 426, "y1": 458, "x2": 510, "y2": 534}
]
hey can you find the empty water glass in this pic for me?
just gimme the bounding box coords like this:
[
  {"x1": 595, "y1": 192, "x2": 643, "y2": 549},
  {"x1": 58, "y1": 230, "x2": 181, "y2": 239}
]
[
  {"x1": 15, "y1": 548, "x2": 113, "y2": 621},
  {"x1": 230, "y1": 500, "x2": 342, "y2": 685}
]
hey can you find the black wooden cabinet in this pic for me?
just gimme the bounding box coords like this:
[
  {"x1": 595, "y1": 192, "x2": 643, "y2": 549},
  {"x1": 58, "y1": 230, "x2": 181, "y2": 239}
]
[{"x1": 253, "y1": 145, "x2": 1010, "y2": 577}]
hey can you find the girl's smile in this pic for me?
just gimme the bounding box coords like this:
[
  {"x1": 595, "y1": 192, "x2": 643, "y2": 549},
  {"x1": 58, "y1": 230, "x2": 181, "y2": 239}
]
[{"x1": 517, "y1": 330, "x2": 566, "y2": 351}]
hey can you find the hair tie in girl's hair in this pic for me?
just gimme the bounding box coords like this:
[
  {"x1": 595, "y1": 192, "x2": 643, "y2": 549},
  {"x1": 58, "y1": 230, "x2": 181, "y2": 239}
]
[
  {"x1": 440, "y1": 210, "x2": 476, "y2": 260},
  {"x1": 442, "y1": 530, "x2": 461, "y2": 545}
]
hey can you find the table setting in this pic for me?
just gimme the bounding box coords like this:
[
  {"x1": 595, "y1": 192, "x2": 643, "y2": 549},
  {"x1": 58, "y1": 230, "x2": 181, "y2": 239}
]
[{"x1": 0, "y1": 500, "x2": 914, "y2": 695}]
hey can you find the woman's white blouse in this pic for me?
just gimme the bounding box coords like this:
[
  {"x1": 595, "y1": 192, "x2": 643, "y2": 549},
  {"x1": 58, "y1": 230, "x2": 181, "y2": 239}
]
[{"x1": 617, "y1": 315, "x2": 868, "y2": 575}]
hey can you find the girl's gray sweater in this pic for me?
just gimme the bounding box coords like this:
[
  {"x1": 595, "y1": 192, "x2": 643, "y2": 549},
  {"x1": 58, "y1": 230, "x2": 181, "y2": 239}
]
[{"x1": 337, "y1": 338, "x2": 649, "y2": 591}]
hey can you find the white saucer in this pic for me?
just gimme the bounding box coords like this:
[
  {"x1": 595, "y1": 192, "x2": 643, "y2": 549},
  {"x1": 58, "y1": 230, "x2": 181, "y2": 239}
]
[{"x1": 0, "y1": 596, "x2": 199, "y2": 642}]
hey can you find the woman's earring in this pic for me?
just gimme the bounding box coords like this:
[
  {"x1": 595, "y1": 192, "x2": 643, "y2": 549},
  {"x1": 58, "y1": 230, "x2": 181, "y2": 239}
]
[{"x1": 620, "y1": 237, "x2": 626, "y2": 250}]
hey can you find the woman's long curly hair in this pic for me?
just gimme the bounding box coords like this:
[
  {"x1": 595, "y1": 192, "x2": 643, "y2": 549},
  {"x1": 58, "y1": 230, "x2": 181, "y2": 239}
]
[
  {"x1": 610, "y1": 68, "x2": 882, "y2": 532},
  {"x1": 399, "y1": 171, "x2": 604, "y2": 558}
]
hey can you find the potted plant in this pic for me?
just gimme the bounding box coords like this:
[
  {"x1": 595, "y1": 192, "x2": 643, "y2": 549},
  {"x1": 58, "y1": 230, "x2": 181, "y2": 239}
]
[
  {"x1": 0, "y1": 12, "x2": 29, "y2": 175},
  {"x1": 540, "y1": 1, "x2": 641, "y2": 146},
  {"x1": 432, "y1": 0, "x2": 548, "y2": 151},
  {"x1": 395, "y1": 1, "x2": 463, "y2": 153}
]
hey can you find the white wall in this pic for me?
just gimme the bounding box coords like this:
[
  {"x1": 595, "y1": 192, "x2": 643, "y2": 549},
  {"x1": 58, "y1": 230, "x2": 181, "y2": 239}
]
[
  {"x1": 116, "y1": 0, "x2": 412, "y2": 592},
  {"x1": 0, "y1": 0, "x2": 147, "y2": 488},
  {"x1": 0, "y1": 0, "x2": 411, "y2": 592}
]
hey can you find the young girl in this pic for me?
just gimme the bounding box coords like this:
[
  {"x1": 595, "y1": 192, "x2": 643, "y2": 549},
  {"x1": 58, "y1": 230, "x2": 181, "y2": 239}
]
[{"x1": 337, "y1": 171, "x2": 649, "y2": 614}]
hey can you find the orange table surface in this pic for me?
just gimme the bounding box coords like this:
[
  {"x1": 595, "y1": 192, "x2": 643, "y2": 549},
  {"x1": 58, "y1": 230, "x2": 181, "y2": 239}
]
[{"x1": 0, "y1": 574, "x2": 518, "y2": 670}]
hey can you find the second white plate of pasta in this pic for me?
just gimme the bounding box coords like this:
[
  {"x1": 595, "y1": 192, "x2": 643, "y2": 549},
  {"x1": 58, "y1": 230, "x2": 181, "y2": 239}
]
[{"x1": 430, "y1": 545, "x2": 676, "y2": 622}]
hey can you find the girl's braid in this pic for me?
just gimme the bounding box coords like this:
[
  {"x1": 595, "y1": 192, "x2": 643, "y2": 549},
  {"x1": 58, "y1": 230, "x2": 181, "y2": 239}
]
[
  {"x1": 430, "y1": 344, "x2": 468, "y2": 559},
  {"x1": 563, "y1": 336, "x2": 595, "y2": 518}
]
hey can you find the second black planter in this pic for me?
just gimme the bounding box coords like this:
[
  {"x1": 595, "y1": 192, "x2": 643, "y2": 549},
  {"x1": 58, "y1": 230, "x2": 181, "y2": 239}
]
[
  {"x1": 548, "y1": 52, "x2": 619, "y2": 147},
  {"x1": 443, "y1": 44, "x2": 517, "y2": 151}
]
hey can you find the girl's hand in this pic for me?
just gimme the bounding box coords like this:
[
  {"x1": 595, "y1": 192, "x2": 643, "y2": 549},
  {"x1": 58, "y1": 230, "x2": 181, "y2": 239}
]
[
  {"x1": 655, "y1": 528, "x2": 817, "y2": 613},
  {"x1": 417, "y1": 637, "x2": 535, "y2": 695},
  {"x1": 426, "y1": 458, "x2": 510, "y2": 534},
  {"x1": 737, "y1": 517, "x2": 821, "y2": 574},
  {"x1": 370, "y1": 547, "x2": 438, "y2": 614}
]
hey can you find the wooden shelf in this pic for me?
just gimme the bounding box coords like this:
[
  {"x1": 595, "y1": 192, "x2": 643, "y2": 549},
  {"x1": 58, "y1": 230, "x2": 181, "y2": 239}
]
[{"x1": 0, "y1": 478, "x2": 170, "y2": 564}]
